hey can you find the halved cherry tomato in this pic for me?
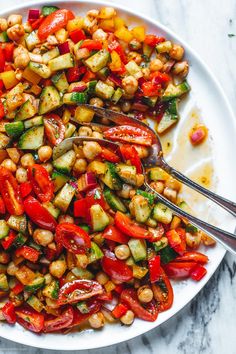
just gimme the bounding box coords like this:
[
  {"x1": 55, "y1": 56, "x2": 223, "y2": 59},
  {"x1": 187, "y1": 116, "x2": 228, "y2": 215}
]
[
  {"x1": 103, "y1": 225, "x2": 129, "y2": 244},
  {"x1": 2, "y1": 230, "x2": 16, "y2": 250},
  {"x1": 150, "y1": 71, "x2": 170, "y2": 86},
  {"x1": 148, "y1": 255, "x2": 161, "y2": 283},
  {"x1": 101, "y1": 249, "x2": 133, "y2": 282},
  {"x1": 15, "y1": 246, "x2": 40, "y2": 263},
  {"x1": 69, "y1": 300, "x2": 101, "y2": 328},
  {"x1": 58, "y1": 280, "x2": 103, "y2": 305},
  {"x1": 144, "y1": 34, "x2": 165, "y2": 47},
  {"x1": 121, "y1": 288, "x2": 158, "y2": 322},
  {"x1": 100, "y1": 147, "x2": 120, "y2": 163},
  {"x1": 114, "y1": 211, "x2": 151, "y2": 239},
  {"x1": 12, "y1": 282, "x2": 24, "y2": 295},
  {"x1": 55, "y1": 223, "x2": 91, "y2": 254},
  {"x1": 151, "y1": 267, "x2": 174, "y2": 312},
  {"x1": 2, "y1": 302, "x2": 16, "y2": 324},
  {"x1": 80, "y1": 39, "x2": 102, "y2": 51},
  {"x1": 141, "y1": 81, "x2": 161, "y2": 97},
  {"x1": 74, "y1": 188, "x2": 108, "y2": 218},
  {"x1": 24, "y1": 196, "x2": 57, "y2": 231},
  {"x1": 44, "y1": 307, "x2": 74, "y2": 332},
  {"x1": 28, "y1": 164, "x2": 54, "y2": 202},
  {"x1": 19, "y1": 181, "x2": 32, "y2": 198},
  {"x1": 175, "y1": 251, "x2": 208, "y2": 264},
  {"x1": 38, "y1": 9, "x2": 75, "y2": 40},
  {"x1": 190, "y1": 264, "x2": 207, "y2": 281},
  {"x1": 104, "y1": 125, "x2": 153, "y2": 146},
  {"x1": 120, "y1": 144, "x2": 142, "y2": 173},
  {"x1": 44, "y1": 113, "x2": 65, "y2": 146},
  {"x1": 0, "y1": 195, "x2": 5, "y2": 214},
  {"x1": 0, "y1": 167, "x2": 24, "y2": 216},
  {"x1": 163, "y1": 261, "x2": 197, "y2": 278},
  {"x1": 16, "y1": 306, "x2": 44, "y2": 333}
]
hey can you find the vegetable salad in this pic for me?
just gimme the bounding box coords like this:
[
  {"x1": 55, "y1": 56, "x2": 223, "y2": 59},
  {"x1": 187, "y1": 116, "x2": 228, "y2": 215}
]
[{"x1": 0, "y1": 5, "x2": 213, "y2": 333}]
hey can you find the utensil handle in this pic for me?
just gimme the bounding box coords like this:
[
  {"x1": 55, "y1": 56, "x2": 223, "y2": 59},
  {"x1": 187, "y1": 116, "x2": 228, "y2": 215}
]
[
  {"x1": 161, "y1": 160, "x2": 236, "y2": 217},
  {"x1": 146, "y1": 184, "x2": 236, "y2": 255}
]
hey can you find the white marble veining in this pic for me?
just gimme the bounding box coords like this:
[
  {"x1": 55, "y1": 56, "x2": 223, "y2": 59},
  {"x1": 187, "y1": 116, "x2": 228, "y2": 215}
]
[{"x1": 0, "y1": 0, "x2": 236, "y2": 353}]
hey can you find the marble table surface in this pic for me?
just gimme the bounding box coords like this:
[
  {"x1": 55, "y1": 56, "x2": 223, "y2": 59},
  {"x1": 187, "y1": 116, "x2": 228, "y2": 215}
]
[{"x1": 1, "y1": 0, "x2": 236, "y2": 353}]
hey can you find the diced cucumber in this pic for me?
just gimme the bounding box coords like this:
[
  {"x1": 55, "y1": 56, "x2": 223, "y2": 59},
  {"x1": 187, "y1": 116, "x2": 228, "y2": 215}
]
[
  {"x1": 51, "y1": 71, "x2": 69, "y2": 93},
  {"x1": 42, "y1": 280, "x2": 59, "y2": 299},
  {"x1": 5, "y1": 121, "x2": 24, "y2": 137},
  {"x1": 38, "y1": 86, "x2": 61, "y2": 115},
  {"x1": 156, "y1": 41, "x2": 172, "y2": 53},
  {"x1": 130, "y1": 196, "x2": 151, "y2": 223},
  {"x1": 104, "y1": 188, "x2": 127, "y2": 212},
  {"x1": 0, "y1": 31, "x2": 9, "y2": 43},
  {"x1": 7, "y1": 215, "x2": 27, "y2": 233},
  {"x1": 42, "y1": 5, "x2": 59, "y2": 16},
  {"x1": 25, "y1": 31, "x2": 40, "y2": 51},
  {"x1": 74, "y1": 106, "x2": 94, "y2": 123},
  {"x1": 125, "y1": 60, "x2": 143, "y2": 79},
  {"x1": 71, "y1": 267, "x2": 93, "y2": 280},
  {"x1": 142, "y1": 43, "x2": 153, "y2": 58},
  {"x1": 185, "y1": 224, "x2": 198, "y2": 233},
  {"x1": 149, "y1": 167, "x2": 169, "y2": 181},
  {"x1": 64, "y1": 122, "x2": 76, "y2": 138},
  {"x1": 157, "y1": 111, "x2": 178, "y2": 134},
  {"x1": 54, "y1": 183, "x2": 76, "y2": 213},
  {"x1": 116, "y1": 163, "x2": 137, "y2": 186},
  {"x1": 87, "y1": 80, "x2": 97, "y2": 95},
  {"x1": 53, "y1": 150, "x2": 76, "y2": 174},
  {"x1": 87, "y1": 242, "x2": 104, "y2": 263},
  {"x1": 42, "y1": 47, "x2": 60, "y2": 64},
  {"x1": 27, "y1": 295, "x2": 44, "y2": 312},
  {"x1": 90, "y1": 204, "x2": 110, "y2": 232},
  {"x1": 112, "y1": 88, "x2": 123, "y2": 103},
  {"x1": 15, "y1": 99, "x2": 37, "y2": 121},
  {"x1": 28, "y1": 62, "x2": 51, "y2": 79},
  {"x1": 48, "y1": 53, "x2": 74, "y2": 71},
  {"x1": 0, "y1": 274, "x2": 9, "y2": 291},
  {"x1": 24, "y1": 116, "x2": 43, "y2": 129},
  {"x1": 153, "y1": 202, "x2": 173, "y2": 224},
  {"x1": 63, "y1": 92, "x2": 88, "y2": 105},
  {"x1": 95, "y1": 80, "x2": 114, "y2": 100},
  {"x1": 84, "y1": 49, "x2": 110, "y2": 73},
  {"x1": 97, "y1": 67, "x2": 110, "y2": 80},
  {"x1": 25, "y1": 276, "x2": 45, "y2": 292},
  {"x1": 13, "y1": 233, "x2": 27, "y2": 247},
  {"x1": 178, "y1": 200, "x2": 192, "y2": 213},
  {"x1": 128, "y1": 239, "x2": 147, "y2": 262},
  {"x1": 18, "y1": 125, "x2": 44, "y2": 150},
  {"x1": 101, "y1": 162, "x2": 122, "y2": 190},
  {"x1": 162, "y1": 81, "x2": 190, "y2": 101},
  {"x1": 42, "y1": 202, "x2": 60, "y2": 219},
  {"x1": 52, "y1": 171, "x2": 70, "y2": 192},
  {"x1": 0, "y1": 221, "x2": 9, "y2": 239},
  {"x1": 159, "y1": 245, "x2": 178, "y2": 264},
  {"x1": 142, "y1": 96, "x2": 158, "y2": 107}
]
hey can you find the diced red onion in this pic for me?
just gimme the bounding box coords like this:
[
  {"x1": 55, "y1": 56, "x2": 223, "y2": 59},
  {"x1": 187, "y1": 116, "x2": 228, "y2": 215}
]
[
  {"x1": 190, "y1": 128, "x2": 206, "y2": 145},
  {"x1": 28, "y1": 9, "x2": 40, "y2": 20},
  {"x1": 108, "y1": 73, "x2": 122, "y2": 87},
  {"x1": 69, "y1": 180, "x2": 78, "y2": 190},
  {"x1": 58, "y1": 41, "x2": 70, "y2": 55},
  {"x1": 72, "y1": 84, "x2": 87, "y2": 92},
  {"x1": 78, "y1": 172, "x2": 97, "y2": 192}
]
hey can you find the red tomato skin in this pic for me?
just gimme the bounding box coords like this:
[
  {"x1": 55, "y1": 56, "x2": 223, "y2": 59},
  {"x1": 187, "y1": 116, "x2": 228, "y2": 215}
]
[
  {"x1": 148, "y1": 255, "x2": 161, "y2": 283},
  {"x1": 19, "y1": 181, "x2": 33, "y2": 198},
  {"x1": 103, "y1": 225, "x2": 129, "y2": 244},
  {"x1": 190, "y1": 264, "x2": 207, "y2": 281},
  {"x1": 15, "y1": 246, "x2": 40, "y2": 263},
  {"x1": 1, "y1": 230, "x2": 16, "y2": 250},
  {"x1": 104, "y1": 125, "x2": 153, "y2": 146},
  {"x1": 44, "y1": 114, "x2": 65, "y2": 146},
  {"x1": 163, "y1": 261, "x2": 197, "y2": 278},
  {"x1": 0, "y1": 47, "x2": 5, "y2": 73},
  {"x1": 0, "y1": 195, "x2": 5, "y2": 214},
  {"x1": 175, "y1": 251, "x2": 208, "y2": 264},
  {"x1": 101, "y1": 249, "x2": 133, "y2": 282},
  {"x1": 38, "y1": 9, "x2": 75, "y2": 40},
  {"x1": 2, "y1": 302, "x2": 16, "y2": 324},
  {"x1": 114, "y1": 211, "x2": 151, "y2": 239},
  {"x1": 100, "y1": 147, "x2": 120, "y2": 163},
  {"x1": 43, "y1": 307, "x2": 74, "y2": 332},
  {"x1": 69, "y1": 300, "x2": 101, "y2": 328},
  {"x1": 28, "y1": 164, "x2": 54, "y2": 202},
  {"x1": 151, "y1": 267, "x2": 174, "y2": 312},
  {"x1": 80, "y1": 39, "x2": 103, "y2": 51},
  {"x1": 16, "y1": 306, "x2": 44, "y2": 333},
  {"x1": 69, "y1": 28, "x2": 86, "y2": 43},
  {"x1": 119, "y1": 145, "x2": 142, "y2": 173},
  {"x1": 144, "y1": 34, "x2": 165, "y2": 47},
  {"x1": 55, "y1": 223, "x2": 91, "y2": 254},
  {"x1": 57, "y1": 280, "x2": 103, "y2": 305}
]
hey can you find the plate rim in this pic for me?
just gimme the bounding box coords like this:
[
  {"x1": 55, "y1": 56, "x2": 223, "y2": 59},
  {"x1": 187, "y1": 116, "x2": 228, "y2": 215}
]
[{"x1": 0, "y1": 0, "x2": 235, "y2": 350}]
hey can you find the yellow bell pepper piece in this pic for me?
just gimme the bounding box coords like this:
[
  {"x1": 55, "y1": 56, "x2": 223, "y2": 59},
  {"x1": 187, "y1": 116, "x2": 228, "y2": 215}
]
[
  {"x1": 0, "y1": 71, "x2": 19, "y2": 90},
  {"x1": 114, "y1": 17, "x2": 125, "y2": 30},
  {"x1": 109, "y1": 51, "x2": 122, "y2": 72},
  {"x1": 22, "y1": 67, "x2": 41, "y2": 85},
  {"x1": 99, "y1": 19, "x2": 115, "y2": 31},
  {"x1": 114, "y1": 26, "x2": 133, "y2": 43},
  {"x1": 131, "y1": 26, "x2": 146, "y2": 42},
  {"x1": 67, "y1": 17, "x2": 84, "y2": 32}
]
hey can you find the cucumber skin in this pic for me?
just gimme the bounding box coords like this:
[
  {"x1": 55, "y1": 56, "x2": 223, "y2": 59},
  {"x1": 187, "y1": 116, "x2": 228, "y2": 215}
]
[
  {"x1": 104, "y1": 188, "x2": 127, "y2": 212},
  {"x1": 5, "y1": 121, "x2": 24, "y2": 137},
  {"x1": 18, "y1": 125, "x2": 44, "y2": 150}
]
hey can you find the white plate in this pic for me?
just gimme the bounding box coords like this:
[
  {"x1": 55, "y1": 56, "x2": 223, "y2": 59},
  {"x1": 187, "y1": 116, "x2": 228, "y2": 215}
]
[{"x1": 1, "y1": 0, "x2": 236, "y2": 350}]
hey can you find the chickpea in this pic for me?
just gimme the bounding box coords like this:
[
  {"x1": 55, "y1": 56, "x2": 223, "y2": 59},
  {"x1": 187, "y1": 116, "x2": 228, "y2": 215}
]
[
  {"x1": 1, "y1": 159, "x2": 16, "y2": 172},
  {"x1": 186, "y1": 231, "x2": 201, "y2": 249},
  {"x1": 163, "y1": 187, "x2": 177, "y2": 203},
  {"x1": 122, "y1": 76, "x2": 138, "y2": 95},
  {"x1": 58, "y1": 214, "x2": 74, "y2": 224},
  {"x1": 169, "y1": 44, "x2": 184, "y2": 61},
  {"x1": 114, "y1": 245, "x2": 130, "y2": 260},
  {"x1": 96, "y1": 271, "x2": 109, "y2": 285},
  {"x1": 120, "y1": 310, "x2": 134, "y2": 325},
  {"x1": 44, "y1": 273, "x2": 52, "y2": 285},
  {"x1": 109, "y1": 105, "x2": 121, "y2": 112},
  {"x1": 149, "y1": 58, "x2": 163, "y2": 72},
  {"x1": 142, "y1": 67, "x2": 150, "y2": 80},
  {"x1": 121, "y1": 101, "x2": 131, "y2": 113},
  {"x1": 20, "y1": 153, "x2": 34, "y2": 168},
  {"x1": 14, "y1": 53, "x2": 30, "y2": 69},
  {"x1": 16, "y1": 167, "x2": 27, "y2": 183},
  {"x1": 172, "y1": 61, "x2": 189, "y2": 78},
  {"x1": 7, "y1": 14, "x2": 22, "y2": 27},
  {"x1": 136, "y1": 174, "x2": 145, "y2": 187},
  {"x1": 42, "y1": 163, "x2": 53, "y2": 174},
  {"x1": 33, "y1": 229, "x2": 54, "y2": 247},
  {"x1": 88, "y1": 312, "x2": 105, "y2": 329},
  {"x1": 78, "y1": 126, "x2": 92, "y2": 137},
  {"x1": 117, "y1": 184, "x2": 133, "y2": 199},
  {"x1": 165, "y1": 177, "x2": 181, "y2": 192},
  {"x1": 87, "y1": 9, "x2": 99, "y2": 18},
  {"x1": 91, "y1": 131, "x2": 103, "y2": 139},
  {"x1": 149, "y1": 181, "x2": 164, "y2": 194},
  {"x1": 0, "y1": 18, "x2": 8, "y2": 32},
  {"x1": 92, "y1": 28, "x2": 108, "y2": 41},
  {"x1": 73, "y1": 158, "x2": 87, "y2": 174},
  {"x1": 89, "y1": 97, "x2": 104, "y2": 107},
  {"x1": 99, "y1": 7, "x2": 116, "y2": 19},
  {"x1": 38, "y1": 146, "x2": 53, "y2": 162},
  {"x1": 15, "y1": 69, "x2": 23, "y2": 81},
  {"x1": 83, "y1": 141, "x2": 102, "y2": 160},
  {"x1": 137, "y1": 286, "x2": 154, "y2": 303},
  {"x1": 49, "y1": 259, "x2": 67, "y2": 278},
  {"x1": 7, "y1": 24, "x2": 24, "y2": 42},
  {"x1": 127, "y1": 51, "x2": 142, "y2": 65}
]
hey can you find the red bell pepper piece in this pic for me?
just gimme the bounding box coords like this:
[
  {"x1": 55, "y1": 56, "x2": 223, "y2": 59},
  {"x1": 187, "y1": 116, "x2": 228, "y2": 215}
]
[
  {"x1": 103, "y1": 225, "x2": 129, "y2": 244},
  {"x1": 100, "y1": 147, "x2": 120, "y2": 163},
  {"x1": 82, "y1": 69, "x2": 96, "y2": 82},
  {"x1": 0, "y1": 167, "x2": 24, "y2": 216},
  {"x1": 80, "y1": 39, "x2": 102, "y2": 51},
  {"x1": 163, "y1": 261, "x2": 197, "y2": 278},
  {"x1": 67, "y1": 66, "x2": 86, "y2": 83},
  {"x1": 114, "y1": 211, "x2": 151, "y2": 239},
  {"x1": 0, "y1": 195, "x2": 5, "y2": 213},
  {"x1": 55, "y1": 223, "x2": 91, "y2": 254},
  {"x1": 150, "y1": 71, "x2": 170, "y2": 86},
  {"x1": 120, "y1": 144, "x2": 142, "y2": 173},
  {"x1": 58, "y1": 280, "x2": 103, "y2": 305},
  {"x1": 121, "y1": 288, "x2": 158, "y2": 322},
  {"x1": 0, "y1": 101, "x2": 4, "y2": 120},
  {"x1": 101, "y1": 249, "x2": 133, "y2": 283},
  {"x1": 74, "y1": 188, "x2": 107, "y2": 218},
  {"x1": 108, "y1": 39, "x2": 127, "y2": 63},
  {"x1": 73, "y1": 198, "x2": 87, "y2": 218},
  {"x1": 141, "y1": 81, "x2": 162, "y2": 97},
  {"x1": 24, "y1": 196, "x2": 57, "y2": 231},
  {"x1": 112, "y1": 303, "x2": 129, "y2": 319},
  {"x1": 190, "y1": 264, "x2": 207, "y2": 281},
  {"x1": 15, "y1": 245, "x2": 40, "y2": 263},
  {"x1": 44, "y1": 113, "x2": 65, "y2": 146},
  {"x1": 0, "y1": 47, "x2": 5, "y2": 73},
  {"x1": 28, "y1": 164, "x2": 54, "y2": 203},
  {"x1": 148, "y1": 255, "x2": 161, "y2": 283},
  {"x1": 1, "y1": 230, "x2": 16, "y2": 250},
  {"x1": 12, "y1": 282, "x2": 24, "y2": 295},
  {"x1": 3, "y1": 43, "x2": 14, "y2": 62},
  {"x1": 175, "y1": 251, "x2": 208, "y2": 264},
  {"x1": 114, "y1": 284, "x2": 124, "y2": 294},
  {"x1": 38, "y1": 9, "x2": 75, "y2": 40},
  {"x1": 43, "y1": 307, "x2": 74, "y2": 332},
  {"x1": 69, "y1": 28, "x2": 86, "y2": 43},
  {"x1": 2, "y1": 302, "x2": 16, "y2": 324},
  {"x1": 16, "y1": 306, "x2": 44, "y2": 333},
  {"x1": 19, "y1": 181, "x2": 33, "y2": 198},
  {"x1": 144, "y1": 34, "x2": 165, "y2": 47},
  {"x1": 166, "y1": 228, "x2": 186, "y2": 255}
]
